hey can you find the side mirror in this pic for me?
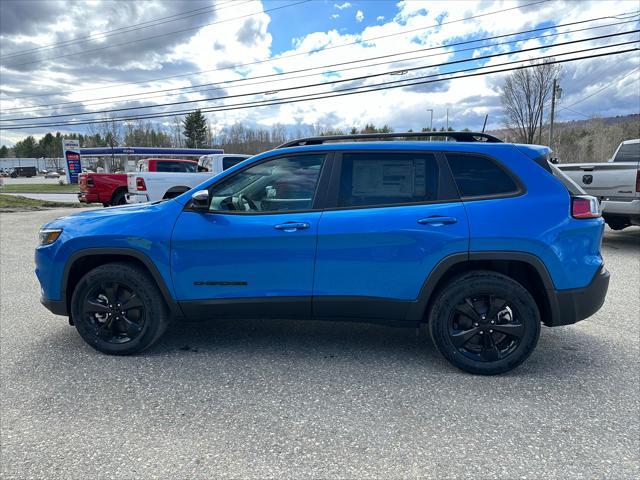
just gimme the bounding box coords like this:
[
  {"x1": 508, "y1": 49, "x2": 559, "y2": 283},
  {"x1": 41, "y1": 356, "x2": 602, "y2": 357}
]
[{"x1": 191, "y1": 189, "x2": 209, "y2": 210}]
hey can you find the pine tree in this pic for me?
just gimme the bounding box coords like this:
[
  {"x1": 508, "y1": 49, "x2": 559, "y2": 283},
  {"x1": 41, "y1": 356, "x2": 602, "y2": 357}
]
[{"x1": 182, "y1": 110, "x2": 208, "y2": 148}]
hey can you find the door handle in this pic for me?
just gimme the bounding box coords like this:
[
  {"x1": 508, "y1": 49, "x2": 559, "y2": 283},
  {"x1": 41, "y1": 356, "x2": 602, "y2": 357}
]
[
  {"x1": 417, "y1": 216, "x2": 458, "y2": 226},
  {"x1": 273, "y1": 222, "x2": 310, "y2": 232}
]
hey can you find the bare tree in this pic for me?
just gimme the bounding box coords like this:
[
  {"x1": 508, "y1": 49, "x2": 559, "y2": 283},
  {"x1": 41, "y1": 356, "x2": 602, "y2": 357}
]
[{"x1": 500, "y1": 59, "x2": 561, "y2": 144}]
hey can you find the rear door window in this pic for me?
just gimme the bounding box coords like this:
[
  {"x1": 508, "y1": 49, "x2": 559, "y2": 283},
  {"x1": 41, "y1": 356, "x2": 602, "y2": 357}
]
[
  {"x1": 613, "y1": 142, "x2": 640, "y2": 162},
  {"x1": 446, "y1": 153, "x2": 520, "y2": 198},
  {"x1": 222, "y1": 156, "x2": 249, "y2": 170},
  {"x1": 155, "y1": 161, "x2": 196, "y2": 173},
  {"x1": 337, "y1": 152, "x2": 454, "y2": 207}
]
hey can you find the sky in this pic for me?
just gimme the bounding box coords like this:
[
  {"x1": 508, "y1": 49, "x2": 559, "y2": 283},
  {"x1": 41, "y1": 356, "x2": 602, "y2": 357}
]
[{"x1": 0, "y1": 0, "x2": 639, "y2": 146}]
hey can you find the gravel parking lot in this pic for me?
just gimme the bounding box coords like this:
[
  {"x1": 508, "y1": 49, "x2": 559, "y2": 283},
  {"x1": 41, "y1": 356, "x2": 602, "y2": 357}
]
[{"x1": 1, "y1": 208, "x2": 638, "y2": 479}]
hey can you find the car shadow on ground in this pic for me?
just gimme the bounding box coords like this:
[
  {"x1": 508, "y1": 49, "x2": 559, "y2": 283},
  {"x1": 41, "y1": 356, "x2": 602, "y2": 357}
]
[
  {"x1": 602, "y1": 226, "x2": 640, "y2": 251},
  {"x1": 32, "y1": 311, "x2": 622, "y2": 382}
]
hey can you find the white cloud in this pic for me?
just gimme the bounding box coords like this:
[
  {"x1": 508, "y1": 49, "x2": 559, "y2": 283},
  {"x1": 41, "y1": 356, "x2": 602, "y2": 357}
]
[
  {"x1": 334, "y1": 2, "x2": 351, "y2": 10},
  {"x1": 377, "y1": 15, "x2": 385, "y2": 21},
  {"x1": 331, "y1": 13, "x2": 339, "y2": 19},
  {"x1": 355, "y1": 10, "x2": 364, "y2": 22}
]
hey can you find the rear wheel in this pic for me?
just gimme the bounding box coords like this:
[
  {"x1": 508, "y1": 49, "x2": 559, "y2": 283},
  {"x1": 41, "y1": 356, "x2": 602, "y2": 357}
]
[
  {"x1": 604, "y1": 216, "x2": 630, "y2": 231},
  {"x1": 428, "y1": 271, "x2": 540, "y2": 375},
  {"x1": 70, "y1": 263, "x2": 169, "y2": 355},
  {"x1": 111, "y1": 189, "x2": 127, "y2": 206}
]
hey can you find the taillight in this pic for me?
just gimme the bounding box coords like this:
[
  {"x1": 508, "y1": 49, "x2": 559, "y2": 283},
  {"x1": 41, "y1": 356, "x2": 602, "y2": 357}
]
[
  {"x1": 572, "y1": 195, "x2": 600, "y2": 219},
  {"x1": 635, "y1": 170, "x2": 639, "y2": 193},
  {"x1": 136, "y1": 177, "x2": 146, "y2": 191}
]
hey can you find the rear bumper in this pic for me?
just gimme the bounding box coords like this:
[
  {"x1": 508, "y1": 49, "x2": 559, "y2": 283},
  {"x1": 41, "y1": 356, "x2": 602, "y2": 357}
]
[
  {"x1": 546, "y1": 265, "x2": 610, "y2": 326},
  {"x1": 125, "y1": 193, "x2": 149, "y2": 204},
  {"x1": 41, "y1": 296, "x2": 68, "y2": 316},
  {"x1": 601, "y1": 198, "x2": 640, "y2": 222},
  {"x1": 78, "y1": 192, "x2": 99, "y2": 203}
]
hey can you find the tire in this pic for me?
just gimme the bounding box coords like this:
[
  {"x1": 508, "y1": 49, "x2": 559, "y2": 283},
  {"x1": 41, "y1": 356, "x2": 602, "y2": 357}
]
[
  {"x1": 428, "y1": 270, "x2": 541, "y2": 375},
  {"x1": 102, "y1": 202, "x2": 111, "y2": 208},
  {"x1": 111, "y1": 189, "x2": 127, "y2": 206},
  {"x1": 163, "y1": 189, "x2": 187, "y2": 200},
  {"x1": 70, "y1": 262, "x2": 170, "y2": 355},
  {"x1": 604, "y1": 217, "x2": 630, "y2": 231}
]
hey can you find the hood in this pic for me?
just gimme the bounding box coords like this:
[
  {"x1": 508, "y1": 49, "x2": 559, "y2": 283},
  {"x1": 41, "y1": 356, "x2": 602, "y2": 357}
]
[{"x1": 42, "y1": 200, "x2": 174, "y2": 230}]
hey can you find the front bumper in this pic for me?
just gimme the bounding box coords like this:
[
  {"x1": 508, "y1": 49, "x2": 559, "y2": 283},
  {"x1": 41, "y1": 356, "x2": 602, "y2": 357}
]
[
  {"x1": 41, "y1": 296, "x2": 68, "y2": 316},
  {"x1": 545, "y1": 265, "x2": 610, "y2": 326},
  {"x1": 125, "y1": 193, "x2": 149, "y2": 204}
]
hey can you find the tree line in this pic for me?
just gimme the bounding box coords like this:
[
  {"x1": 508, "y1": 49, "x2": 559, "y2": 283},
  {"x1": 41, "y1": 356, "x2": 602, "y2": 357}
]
[{"x1": 2, "y1": 105, "x2": 637, "y2": 163}]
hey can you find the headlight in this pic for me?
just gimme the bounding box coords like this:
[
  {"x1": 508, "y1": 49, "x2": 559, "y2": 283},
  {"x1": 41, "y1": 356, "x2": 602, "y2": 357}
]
[{"x1": 39, "y1": 228, "x2": 63, "y2": 245}]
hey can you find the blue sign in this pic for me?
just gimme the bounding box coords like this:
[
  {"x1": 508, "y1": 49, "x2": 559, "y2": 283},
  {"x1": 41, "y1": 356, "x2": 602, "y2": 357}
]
[{"x1": 62, "y1": 139, "x2": 81, "y2": 184}]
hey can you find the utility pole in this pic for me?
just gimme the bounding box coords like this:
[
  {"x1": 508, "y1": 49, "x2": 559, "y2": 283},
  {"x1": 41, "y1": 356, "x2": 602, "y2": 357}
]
[
  {"x1": 427, "y1": 109, "x2": 433, "y2": 141},
  {"x1": 548, "y1": 78, "x2": 557, "y2": 148},
  {"x1": 446, "y1": 108, "x2": 449, "y2": 130},
  {"x1": 538, "y1": 103, "x2": 544, "y2": 144}
]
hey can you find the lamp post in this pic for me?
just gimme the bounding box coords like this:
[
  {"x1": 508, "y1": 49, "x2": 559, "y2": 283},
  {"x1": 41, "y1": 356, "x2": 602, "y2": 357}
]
[{"x1": 427, "y1": 109, "x2": 433, "y2": 141}]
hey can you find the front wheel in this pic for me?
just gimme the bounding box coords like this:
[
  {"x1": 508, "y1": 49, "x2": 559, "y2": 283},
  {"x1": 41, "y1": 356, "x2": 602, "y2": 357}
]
[
  {"x1": 428, "y1": 271, "x2": 541, "y2": 375},
  {"x1": 70, "y1": 263, "x2": 169, "y2": 355}
]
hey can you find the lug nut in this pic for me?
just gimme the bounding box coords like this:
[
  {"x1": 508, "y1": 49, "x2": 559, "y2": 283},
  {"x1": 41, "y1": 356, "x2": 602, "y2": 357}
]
[
  {"x1": 490, "y1": 320, "x2": 495, "y2": 324},
  {"x1": 474, "y1": 323, "x2": 479, "y2": 327},
  {"x1": 479, "y1": 331, "x2": 484, "y2": 334},
  {"x1": 489, "y1": 329, "x2": 493, "y2": 333}
]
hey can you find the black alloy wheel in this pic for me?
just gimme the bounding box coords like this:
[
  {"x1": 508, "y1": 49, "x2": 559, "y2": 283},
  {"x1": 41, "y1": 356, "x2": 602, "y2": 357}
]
[
  {"x1": 449, "y1": 295, "x2": 523, "y2": 362},
  {"x1": 429, "y1": 271, "x2": 540, "y2": 375},
  {"x1": 82, "y1": 282, "x2": 145, "y2": 344},
  {"x1": 71, "y1": 262, "x2": 169, "y2": 355}
]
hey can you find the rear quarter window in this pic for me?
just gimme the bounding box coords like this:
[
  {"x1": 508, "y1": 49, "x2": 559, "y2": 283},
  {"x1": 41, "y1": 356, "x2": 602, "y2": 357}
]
[
  {"x1": 446, "y1": 153, "x2": 520, "y2": 198},
  {"x1": 613, "y1": 142, "x2": 640, "y2": 162}
]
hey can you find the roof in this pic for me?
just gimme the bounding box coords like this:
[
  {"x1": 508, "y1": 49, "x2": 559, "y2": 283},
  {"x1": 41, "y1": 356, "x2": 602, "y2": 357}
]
[
  {"x1": 277, "y1": 131, "x2": 501, "y2": 148},
  {"x1": 78, "y1": 147, "x2": 224, "y2": 156}
]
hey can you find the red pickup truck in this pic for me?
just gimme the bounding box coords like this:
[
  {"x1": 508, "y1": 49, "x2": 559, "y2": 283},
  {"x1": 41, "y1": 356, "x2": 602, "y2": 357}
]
[{"x1": 78, "y1": 158, "x2": 197, "y2": 206}]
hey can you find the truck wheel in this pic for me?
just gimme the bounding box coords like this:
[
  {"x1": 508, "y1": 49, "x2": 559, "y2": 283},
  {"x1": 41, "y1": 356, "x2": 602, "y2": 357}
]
[
  {"x1": 111, "y1": 189, "x2": 127, "y2": 206},
  {"x1": 604, "y1": 217, "x2": 630, "y2": 231},
  {"x1": 70, "y1": 263, "x2": 170, "y2": 355},
  {"x1": 428, "y1": 271, "x2": 540, "y2": 375}
]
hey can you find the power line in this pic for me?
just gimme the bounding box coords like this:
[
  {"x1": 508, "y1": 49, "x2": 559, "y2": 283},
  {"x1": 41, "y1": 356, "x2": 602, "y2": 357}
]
[
  {"x1": 0, "y1": 0, "x2": 241, "y2": 60},
  {"x1": 1, "y1": 0, "x2": 312, "y2": 68},
  {"x1": 4, "y1": 16, "x2": 637, "y2": 115},
  {"x1": 564, "y1": 66, "x2": 639, "y2": 108},
  {"x1": 3, "y1": 47, "x2": 636, "y2": 130},
  {"x1": 1, "y1": 0, "x2": 552, "y2": 99},
  {"x1": 3, "y1": 31, "x2": 637, "y2": 123}
]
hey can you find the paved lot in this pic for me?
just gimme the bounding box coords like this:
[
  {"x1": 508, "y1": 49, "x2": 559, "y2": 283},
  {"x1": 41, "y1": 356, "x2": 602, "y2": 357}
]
[{"x1": 1, "y1": 208, "x2": 638, "y2": 479}]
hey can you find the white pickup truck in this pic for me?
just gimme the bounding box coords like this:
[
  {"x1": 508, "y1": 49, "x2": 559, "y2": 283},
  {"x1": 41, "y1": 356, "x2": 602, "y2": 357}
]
[
  {"x1": 557, "y1": 139, "x2": 639, "y2": 230},
  {"x1": 125, "y1": 153, "x2": 250, "y2": 204}
]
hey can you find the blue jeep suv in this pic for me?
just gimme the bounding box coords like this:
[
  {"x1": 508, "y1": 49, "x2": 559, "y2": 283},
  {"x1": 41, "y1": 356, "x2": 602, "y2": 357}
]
[{"x1": 35, "y1": 132, "x2": 609, "y2": 374}]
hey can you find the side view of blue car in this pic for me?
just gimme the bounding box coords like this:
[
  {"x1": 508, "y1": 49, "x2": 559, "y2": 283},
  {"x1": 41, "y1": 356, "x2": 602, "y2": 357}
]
[{"x1": 35, "y1": 132, "x2": 609, "y2": 374}]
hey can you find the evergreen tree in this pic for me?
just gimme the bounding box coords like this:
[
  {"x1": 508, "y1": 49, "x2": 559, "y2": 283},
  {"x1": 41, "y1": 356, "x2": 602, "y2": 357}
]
[
  {"x1": 0, "y1": 145, "x2": 8, "y2": 158},
  {"x1": 182, "y1": 110, "x2": 208, "y2": 148}
]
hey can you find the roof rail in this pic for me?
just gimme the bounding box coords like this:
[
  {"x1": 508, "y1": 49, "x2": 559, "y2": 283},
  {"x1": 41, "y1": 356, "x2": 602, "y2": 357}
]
[{"x1": 276, "y1": 131, "x2": 503, "y2": 148}]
